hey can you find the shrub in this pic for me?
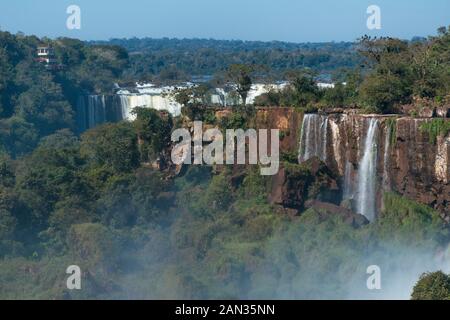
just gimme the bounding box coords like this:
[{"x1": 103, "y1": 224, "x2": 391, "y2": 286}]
[
  {"x1": 419, "y1": 119, "x2": 450, "y2": 145},
  {"x1": 411, "y1": 271, "x2": 450, "y2": 300}
]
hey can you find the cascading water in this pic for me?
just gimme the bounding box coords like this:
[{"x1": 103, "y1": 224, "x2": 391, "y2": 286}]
[
  {"x1": 356, "y1": 118, "x2": 380, "y2": 221},
  {"x1": 119, "y1": 95, "x2": 132, "y2": 120},
  {"x1": 343, "y1": 161, "x2": 354, "y2": 200},
  {"x1": 76, "y1": 95, "x2": 125, "y2": 132},
  {"x1": 76, "y1": 95, "x2": 107, "y2": 132},
  {"x1": 117, "y1": 93, "x2": 182, "y2": 119},
  {"x1": 88, "y1": 95, "x2": 106, "y2": 128},
  {"x1": 382, "y1": 123, "x2": 392, "y2": 191},
  {"x1": 298, "y1": 114, "x2": 329, "y2": 163}
]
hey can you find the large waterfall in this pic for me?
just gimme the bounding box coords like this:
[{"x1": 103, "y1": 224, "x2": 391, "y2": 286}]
[
  {"x1": 117, "y1": 94, "x2": 183, "y2": 120},
  {"x1": 298, "y1": 114, "x2": 329, "y2": 163},
  {"x1": 76, "y1": 95, "x2": 124, "y2": 132},
  {"x1": 76, "y1": 83, "x2": 288, "y2": 132},
  {"x1": 298, "y1": 114, "x2": 387, "y2": 221},
  {"x1": 356, "y1": 118, "x2": 380, "y2": 221},
  {"x1": 76, "y1": 92, "x2": 183, "y2": 132}
]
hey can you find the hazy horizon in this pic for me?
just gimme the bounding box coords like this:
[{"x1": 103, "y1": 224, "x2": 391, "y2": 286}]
[{"x1": 0, "y1": 0, "x2": 448, "y2": 42}]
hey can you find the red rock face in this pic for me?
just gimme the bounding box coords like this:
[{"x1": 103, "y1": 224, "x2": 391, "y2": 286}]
[
  {"x1": 204, "y1": 107, "x2": 450, "y2": 219},
  {"x1": 305, "y1": 112, "x2": 450, "y2": 220},
  {"x1": 390, "y1": 118, "x2": 450, "y2": 219},
  {"x1": 252, "y1": 107, "x2": 303, "y2": 153},
  {"x1": 248, "y1": 108, "x2": 449, "y2": 219}
]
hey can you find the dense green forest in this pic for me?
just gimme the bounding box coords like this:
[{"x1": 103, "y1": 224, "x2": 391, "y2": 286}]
[
  {"x1": 0, "y1": 31, "x2": 129, "y2": 157},
  {"x1": 1, "y1": 28, "x2": 450, "y2": 299},
  {"x1": 96, "y1": 38, "x2": 361, "y2": 82},
  {"x1": 253, "y1": 28, "x2": 450, "y2": 113},
  {"x1": 1, "y1": 110, "x2": 449, "y2": 299}
]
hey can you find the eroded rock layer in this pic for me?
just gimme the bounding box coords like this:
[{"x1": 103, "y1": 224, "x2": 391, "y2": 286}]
[{"x1": 212, "y1": 107, "x2": 449, "y2": 219}]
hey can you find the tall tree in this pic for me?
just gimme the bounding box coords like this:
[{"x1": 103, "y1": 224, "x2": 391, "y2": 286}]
[{"x1": 227, "y1": 64, "x2": 253, "y2": 106}]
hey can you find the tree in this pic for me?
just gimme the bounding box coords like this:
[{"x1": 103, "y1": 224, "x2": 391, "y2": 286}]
[
  {"x1": 359, "y1": 72, "x2": 411, "y2": 113},
  {"x1": 285, "y1": 70, "x2": 320, "y2": 108},
  {"x1": 356, "y1": 36, "x2": 413, "y2": 112},
  {"x1": 132, "y1": 107, "x2": 173, "y2": 161},
  {"x1": 0, "y1": 153, "x2": 15, "y2": 188},
  {"x1": 227, "y1": 64, "x2": 253, "y2": 106},
  {"x1": 174, "y1": 86, "x2": 213, "y2": 120},
  {"x1": 411, "y1": 271, "x2": 450, "y2": 300},
  {"x1": 321, "y1": 83, "x2": 346, "y2": 107},
  {"x1": 357, "y1": 36, "x2": 409, "y2": 67},
  {"x1": 68, "y1": 223, "x2": 117, "y2": 270},
  {"x1": 0, "y1": 116, "x2": 39, "y2": 157},
  {"x1": 80, "y1": 122, "x2": 140, "y2": 174}
]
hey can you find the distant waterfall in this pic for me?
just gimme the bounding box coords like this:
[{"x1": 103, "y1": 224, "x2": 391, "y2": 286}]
[
  {"x1": 356, "y1": 118, "x2": 380, "y2": 221},
  {"x1": 117, "y1": 94, "x2": 182, "y2": 120},
  {"x1": 76, "y1": 95, "x2": 124, "y2": 132},
  {"x1": 76, "y1": 89, "x2": 185, "y2": 132},
  {"x1": 298, "y1": 114, "x2": 329, "y2": 163},
  {"x1": 76, "y1": 95, "x2": 107, "y2": 132},
  {"x1": 119, "y1": 95, "x2": 133, "y2": 120}
]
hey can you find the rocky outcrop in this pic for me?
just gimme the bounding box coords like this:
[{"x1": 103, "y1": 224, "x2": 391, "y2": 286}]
[
  {"x1": 268, "y1": 157, "x2": 339, "y2": 213},
  {"x1": 299, "y1": 112, "x2": 450, "y2": 220},
  {"x1": 252, "y1": 107, "x2": 303, "y2": 154},
  {"x1": 437, "y1": 106, "x2": 450, "y2": 118},
  {"x1": 177, "y1": 106, "x2": 450, "y2": 220},
  {"x1": 254, "y1": 107, "x2": 449, "y2": 220},
  {"x1": 304, "y1": 200, "x2": 369, "y2": 228}
]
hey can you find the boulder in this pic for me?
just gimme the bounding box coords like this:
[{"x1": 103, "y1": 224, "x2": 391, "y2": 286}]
[
  {"x1": 400, "y1": 104, "x2": 415, "y2": 115},
  {"x1": 436, "y1": 106, "x2": 450, "y2": 118},
  {"x1": 304, "y1": 200, "x2": 369, "y2": 228},
  {"x1": 418, "y1": 106, "x2": 436, "y2": 118},
  {"x1": 268, "y1": 157, "x2": 339, "y2": 211}
]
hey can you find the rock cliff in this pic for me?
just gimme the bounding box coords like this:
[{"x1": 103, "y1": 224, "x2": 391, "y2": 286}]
[{"x1": 229, "y1": 107, "x2": 450, "y2": 220}]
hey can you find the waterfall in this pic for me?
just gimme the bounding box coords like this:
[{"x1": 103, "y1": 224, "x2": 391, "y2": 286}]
[
  {"x1": 343, "y1": 161, "x2": 354, "y2": 200},
  {"x1": 76, "y1": 95, "x2": 108, "y2": 131},
  {"x1": 298, "y1": 114, "x2": 329, "y2": 163},
  {"x1": 119, "y1": 95, "x2": 133, "y2": 120},
  {"x1": 117, "y1": 94, "x2": 182, "y2": 119},
  {"x1": 356, "y1": 118, "x2": 380, "y2": 221},
  {"x1": 76, "y1": 95, "x2": 125, "y2": 132},
  {"x1": 382, "y1": 123, "x2": 392, "y2": 191},
  {"x1": 87, "y1": 95, "x2": 106, "y2": 128}
]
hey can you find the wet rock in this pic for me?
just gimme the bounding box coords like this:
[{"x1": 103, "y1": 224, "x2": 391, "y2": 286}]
[
  {"x1": 436, "y1": 106, "x2": 450, "y2": 118},
  {"x1": 400, "y1": 104, "x2": 415, "y2": 115},
  {"x1": 268, "y1": 157, "x2": 339, "y2": 211},
  {"x1": 418, "y1": 107, "x2": 436, "y2": 118},
  {"x1": 304, "y1": 200, "x2": 369, "y2": 228},
  {"x1": 340, "y1": 198, "x2": 357, "y2": 211}
]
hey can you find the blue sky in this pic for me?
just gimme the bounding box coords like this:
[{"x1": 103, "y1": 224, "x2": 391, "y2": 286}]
[{"x1": 0, "y1": 0, "x2": 448, "y2": 42}]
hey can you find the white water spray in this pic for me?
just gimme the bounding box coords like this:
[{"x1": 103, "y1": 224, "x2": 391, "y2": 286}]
[
  {"x1": 356, "y1": 118, "x2": 379, "y2": 221},
  {"x1": 299, "y1": 114, "x2": 329, "y2": 163},
  {"x1": 382, "y1": 123, "x2": 392, "y2": 191}
]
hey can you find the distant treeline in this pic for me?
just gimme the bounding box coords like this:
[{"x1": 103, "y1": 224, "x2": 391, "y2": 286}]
[{"x1": 93, "y1": 38, "x2": 361, "y2": 81}]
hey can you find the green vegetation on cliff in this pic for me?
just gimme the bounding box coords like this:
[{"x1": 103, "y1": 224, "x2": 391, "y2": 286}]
[
  {"x1": 0, "y1": 109, "x2": 448, "y2": 299},
  {"x1": 420, "y1": 119, "x2": 450, "y2": 144},
  {"x1": 1, "y1": 28, "x2": 450, "y2": 300}
]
